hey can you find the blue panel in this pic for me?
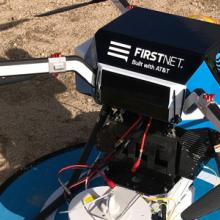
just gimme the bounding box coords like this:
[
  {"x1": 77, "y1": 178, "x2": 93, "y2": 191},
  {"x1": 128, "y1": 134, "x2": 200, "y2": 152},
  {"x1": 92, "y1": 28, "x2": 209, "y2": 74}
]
[
  {"x1": 0, "y1": 146, "x2": 105, "y2": 220},
  {"x1": 178, "y1": 62, "x2": 220, "y2": 130},
  {"x1": 75, "y1": 75, "x2": 93, "y2": 96},
  {"x1": 178, "y1": 119, "x2": 217, "y2": 130}
]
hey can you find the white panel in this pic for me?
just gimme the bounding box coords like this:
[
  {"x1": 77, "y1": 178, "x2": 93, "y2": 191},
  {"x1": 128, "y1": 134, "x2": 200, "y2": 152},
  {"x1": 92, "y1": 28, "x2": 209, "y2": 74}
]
[{"x1": 197, "y1": 171, "x2": 220, "y2": 186}]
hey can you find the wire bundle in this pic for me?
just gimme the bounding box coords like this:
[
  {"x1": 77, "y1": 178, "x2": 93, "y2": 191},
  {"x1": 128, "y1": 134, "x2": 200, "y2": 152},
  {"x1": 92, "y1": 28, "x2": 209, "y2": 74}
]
[{"x1": 58, "y1": 114, "x2": 143, "y2": 193}]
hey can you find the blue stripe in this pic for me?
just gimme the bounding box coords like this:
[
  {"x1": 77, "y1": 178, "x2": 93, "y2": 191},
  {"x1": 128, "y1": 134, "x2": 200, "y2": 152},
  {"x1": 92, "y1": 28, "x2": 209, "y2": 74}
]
[{"x1": 0, "y1": 146, "x2": 105, "y2": 220}]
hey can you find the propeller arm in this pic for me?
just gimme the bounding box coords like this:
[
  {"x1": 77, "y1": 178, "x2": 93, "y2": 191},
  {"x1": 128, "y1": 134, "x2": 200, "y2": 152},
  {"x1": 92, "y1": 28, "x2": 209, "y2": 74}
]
[
  {"x1": 182, "y1": 89, "x2": 220, "y2": 219},
  {"x1": 183, "y1": 89, "x2": 220, "y2": 131},
  {"x1": 0, "y1": 55, "x2": 95, "y2": 86}
]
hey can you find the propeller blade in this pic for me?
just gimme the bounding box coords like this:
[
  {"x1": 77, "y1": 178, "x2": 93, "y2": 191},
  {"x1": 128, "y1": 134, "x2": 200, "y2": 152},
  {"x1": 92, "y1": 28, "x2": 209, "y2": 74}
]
[
  {"x1": 36, "y1": 0, "x2": 107, "y2": 17},
  {"x1": 181, "y1": 184, "x2": 220, "y2": 220}
]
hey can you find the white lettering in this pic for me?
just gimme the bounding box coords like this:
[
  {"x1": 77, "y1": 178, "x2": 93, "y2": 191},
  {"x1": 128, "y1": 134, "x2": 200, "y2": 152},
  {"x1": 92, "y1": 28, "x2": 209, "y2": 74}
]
[
  {"x1": 134, "y1": 48, "x2": 142, "y2": 57},
  {"x1": 133, "y1": 47, "x2": 185, "y2": 69}
]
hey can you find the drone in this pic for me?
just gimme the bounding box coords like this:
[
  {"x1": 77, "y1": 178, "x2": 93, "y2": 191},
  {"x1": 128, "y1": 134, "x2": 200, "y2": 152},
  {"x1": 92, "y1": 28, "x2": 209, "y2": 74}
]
[{"x1": 0, "y1": 1, "x2": 220, "y2": 220}]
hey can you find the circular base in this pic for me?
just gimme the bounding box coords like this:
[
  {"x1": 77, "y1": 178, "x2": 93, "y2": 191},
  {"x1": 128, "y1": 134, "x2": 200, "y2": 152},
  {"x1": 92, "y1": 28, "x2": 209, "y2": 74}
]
[{"x1": 68, "y1": 186, "x2": 152, "y2": 220}]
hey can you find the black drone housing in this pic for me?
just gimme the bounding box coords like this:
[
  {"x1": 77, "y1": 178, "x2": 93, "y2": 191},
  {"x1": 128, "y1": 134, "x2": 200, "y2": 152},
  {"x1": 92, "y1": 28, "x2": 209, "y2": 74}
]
[{"x1": 94, "y1": 7, "x2": 220, "y2": 122}]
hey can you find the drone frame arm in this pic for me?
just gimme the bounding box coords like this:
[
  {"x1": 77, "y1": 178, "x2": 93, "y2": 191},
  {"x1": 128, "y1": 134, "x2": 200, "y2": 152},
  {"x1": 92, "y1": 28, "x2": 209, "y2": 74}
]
[
  {"x1": 182, "y1": 89, "x2": 220, "y2": 219},
  {"x1": 183, "y1": 89, "x2": 220, "y2": 131},
  {"x1": 0, "y1": 55, "x2": 95, "y2": 86}
]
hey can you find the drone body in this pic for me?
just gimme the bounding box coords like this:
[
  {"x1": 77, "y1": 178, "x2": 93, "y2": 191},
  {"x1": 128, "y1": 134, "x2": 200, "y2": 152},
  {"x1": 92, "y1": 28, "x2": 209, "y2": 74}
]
[
  {"x1": 74, "y1": 7, "x2": 220, "y2": 220},
  {"x1": 1, "y1": 3, "x2": 220, "y2": 220}
]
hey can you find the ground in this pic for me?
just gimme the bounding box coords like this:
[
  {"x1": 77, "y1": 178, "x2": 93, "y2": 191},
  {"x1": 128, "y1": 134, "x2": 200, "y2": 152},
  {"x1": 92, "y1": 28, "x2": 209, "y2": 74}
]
[{"x1": 0, "y1": 0, "x2": 219, "y2": 183}]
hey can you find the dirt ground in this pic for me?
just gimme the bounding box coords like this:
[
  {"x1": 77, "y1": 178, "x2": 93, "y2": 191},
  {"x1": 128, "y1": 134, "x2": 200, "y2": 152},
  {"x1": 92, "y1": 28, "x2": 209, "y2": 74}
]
[{"x1": 0, "y1": 0, "x2": 219, "y2": 184}]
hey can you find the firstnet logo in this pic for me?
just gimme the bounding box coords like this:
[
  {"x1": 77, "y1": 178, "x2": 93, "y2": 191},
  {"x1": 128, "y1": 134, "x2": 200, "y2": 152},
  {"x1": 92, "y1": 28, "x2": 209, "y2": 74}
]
[
  {"x1": 107, "y1": 41, "x2": 185, "y2": 70},
  {"x1": 107, "y1": 41, "x2": 131, "y2": 62}
]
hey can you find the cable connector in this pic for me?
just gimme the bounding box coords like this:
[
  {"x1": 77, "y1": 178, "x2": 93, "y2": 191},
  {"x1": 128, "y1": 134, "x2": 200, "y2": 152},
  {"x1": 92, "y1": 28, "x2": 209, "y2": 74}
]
[
  {"x1": 114, "y1": 139, "x2": 124, "y2": 148},
  {"x1": 99, "y1": 171, "x2": 116, "y2": 189},
  {"x1": 106, "y1": 178, "x2": 116, "y2": 189},
  {"x1": 214, "y1": 144, "x2": 220, "y2": 154},
  {"x1": 131, "y1": 118, "x2": 152, "y2": 173},
  {"x1": 48, "y1": 55, "x2": 66, "y2": 73}
]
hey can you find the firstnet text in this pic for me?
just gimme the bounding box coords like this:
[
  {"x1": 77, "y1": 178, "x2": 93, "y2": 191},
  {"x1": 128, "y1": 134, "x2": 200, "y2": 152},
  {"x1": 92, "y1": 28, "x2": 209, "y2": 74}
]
[{"x1": 134, "y1": 47, "x2": 184, "y2": 69}]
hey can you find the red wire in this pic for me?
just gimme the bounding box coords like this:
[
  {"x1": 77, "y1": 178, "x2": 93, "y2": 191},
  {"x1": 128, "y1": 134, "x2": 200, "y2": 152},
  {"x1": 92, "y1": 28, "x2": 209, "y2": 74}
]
[
  {"x1": 58, "y1": 163, "x2": 115, "y2": 190},
  {"x1": 83, "y1": 115, "x2": 143, "y2": 189},
  {"x1": 93, "y1": 114, "x2": 143, "y2": 167},
  {"x1": 84, "y1": 114, "x2": 143, "y2": 187},
  {"x1": 85, "y1": 169, "x2": 116, "y2": 189},
  {"x1": 131, "y1": 118, "x2": 152, "y2": 173},
  {"x1": 120, "y1": 114, "x2": 142, "y2": 140},
  {"x1": 140, "y1": 118, "x2": 152, "y2": 152},
  {"x1": 68, "y1": 167, "x2": 116, "y2": 190},
  {"x1": 60, "y1": 114, "x2": 143, "y2": 191},
  {"x1": 58, "y1": 164, "x2": 90, "y2": 174},
  {"x1": 68, "y1": 177, "x2": 87, "y2": 190}
]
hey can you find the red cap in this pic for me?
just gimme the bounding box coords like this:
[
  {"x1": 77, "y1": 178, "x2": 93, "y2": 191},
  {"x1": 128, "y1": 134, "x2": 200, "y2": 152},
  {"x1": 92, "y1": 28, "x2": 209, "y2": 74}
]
[
  {"x1": 51, "y1": 53, "x2": 62, "y2": 58},
  {"x1": 127, "y1": 5, "x2": 134, "y2": 10},
  {"x1": 203, "y1": 94, "x2": 215, "y2": 102}
]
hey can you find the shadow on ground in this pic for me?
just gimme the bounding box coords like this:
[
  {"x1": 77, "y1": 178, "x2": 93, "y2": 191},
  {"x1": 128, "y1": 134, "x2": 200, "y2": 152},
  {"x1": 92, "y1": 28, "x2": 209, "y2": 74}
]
[
  {"x1": 0, "y1": 19, "x2": 30, "y2": 32},
  {"x1": 0, "y1": 48, "x2": 36, "y2": 85},
  {"x1": 0, "y1": 48, "x2": 99, "y2": 183}
]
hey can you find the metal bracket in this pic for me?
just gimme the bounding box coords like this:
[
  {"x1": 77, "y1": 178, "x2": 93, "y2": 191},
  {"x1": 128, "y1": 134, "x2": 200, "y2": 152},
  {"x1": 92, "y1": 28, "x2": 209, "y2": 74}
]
[
  {"x1": 48, "y1": 57, "x2": 67, "y2": 73},
  {"x1": 183, "y1": 89, "x2": 220, "y2": 131}
]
